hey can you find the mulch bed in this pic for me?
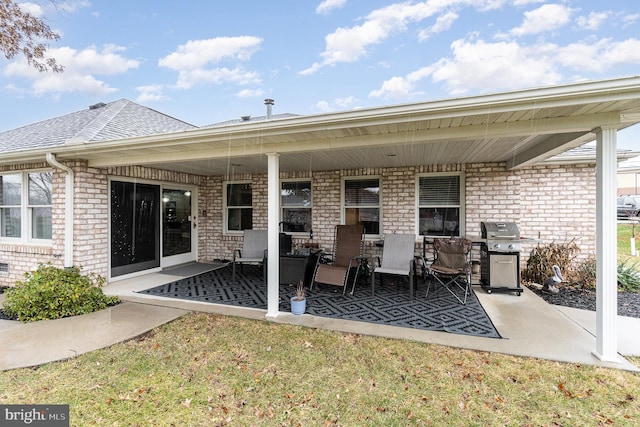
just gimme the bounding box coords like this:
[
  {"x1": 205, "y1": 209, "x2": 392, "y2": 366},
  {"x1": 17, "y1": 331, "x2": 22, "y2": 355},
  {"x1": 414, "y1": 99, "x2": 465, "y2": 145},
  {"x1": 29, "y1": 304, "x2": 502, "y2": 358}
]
[{"x1": 527, "y1": 286, "x2": 640, "y2": 319}]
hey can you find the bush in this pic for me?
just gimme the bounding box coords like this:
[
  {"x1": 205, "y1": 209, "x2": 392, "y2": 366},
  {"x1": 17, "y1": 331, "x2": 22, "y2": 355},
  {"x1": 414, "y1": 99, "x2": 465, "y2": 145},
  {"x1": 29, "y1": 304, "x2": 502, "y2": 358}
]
[
  {"x1": 572, "y1": 256, "x2": 597, "y2": 289},
  {"x1": 618, "y1": 260, "x2": 640, "y2": 292},
  {"x1": 2, "y1": 263, "x2": 118, "y2": 322},
  {"x1": 530, "y1": 252, "x2": 640, "y2": 292},
  {"x1": 522, "y1": 239, "x2": 580, "y2": 285}
]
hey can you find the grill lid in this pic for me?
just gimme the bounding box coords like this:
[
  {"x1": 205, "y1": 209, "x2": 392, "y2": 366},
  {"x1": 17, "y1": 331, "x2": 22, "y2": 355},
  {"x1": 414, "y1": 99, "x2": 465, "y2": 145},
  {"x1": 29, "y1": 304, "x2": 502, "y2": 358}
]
[{"x1": 481, "y1": 221, "x2": 520, "y2": 240}]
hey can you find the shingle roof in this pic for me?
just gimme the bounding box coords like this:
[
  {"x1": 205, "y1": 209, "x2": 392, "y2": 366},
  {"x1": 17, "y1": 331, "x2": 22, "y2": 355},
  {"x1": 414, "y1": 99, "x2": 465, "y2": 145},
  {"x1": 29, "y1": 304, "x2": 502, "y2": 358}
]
[
  {"x1": 0, "y1": 99, "x2": 197, "y2": 154},
  {"x1": 204, "y1": 113, "x2": 300, "y2": 128}
]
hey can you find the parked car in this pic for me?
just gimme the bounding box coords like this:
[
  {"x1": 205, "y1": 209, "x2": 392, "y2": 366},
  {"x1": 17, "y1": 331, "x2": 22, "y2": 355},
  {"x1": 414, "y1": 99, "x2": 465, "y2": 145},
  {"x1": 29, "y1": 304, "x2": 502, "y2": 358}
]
[{"x1": 617, "y1": 195, "x2": 640, "y2": 219}]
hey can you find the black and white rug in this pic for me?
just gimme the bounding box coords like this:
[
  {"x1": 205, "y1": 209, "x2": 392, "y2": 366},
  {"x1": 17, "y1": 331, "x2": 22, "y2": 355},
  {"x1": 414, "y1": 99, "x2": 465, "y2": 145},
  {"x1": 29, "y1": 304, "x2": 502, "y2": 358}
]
[{"x1": 139, "y1": 265, "x2": 501, "y2": 338}]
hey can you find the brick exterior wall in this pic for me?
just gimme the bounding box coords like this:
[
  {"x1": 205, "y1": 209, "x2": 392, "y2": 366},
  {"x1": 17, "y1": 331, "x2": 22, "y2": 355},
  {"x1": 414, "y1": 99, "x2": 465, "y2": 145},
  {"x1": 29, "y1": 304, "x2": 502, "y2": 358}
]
[{"x1": 0, "y1": 160, "x2": 596, "y2": 287}]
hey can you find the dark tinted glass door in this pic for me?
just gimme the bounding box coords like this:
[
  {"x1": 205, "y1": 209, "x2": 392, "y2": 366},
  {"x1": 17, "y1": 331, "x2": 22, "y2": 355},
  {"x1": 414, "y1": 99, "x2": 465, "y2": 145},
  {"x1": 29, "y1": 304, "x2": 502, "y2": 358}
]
[{"x1": 111, "y1": 181, "x2": 160, "y2": 277}]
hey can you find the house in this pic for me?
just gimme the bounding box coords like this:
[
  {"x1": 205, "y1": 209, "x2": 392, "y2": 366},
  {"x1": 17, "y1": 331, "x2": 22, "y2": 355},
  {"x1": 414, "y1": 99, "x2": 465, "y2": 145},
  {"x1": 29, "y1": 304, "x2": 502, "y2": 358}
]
[
  {"x1": 2, "y1": 76, "x2": 640, "y2": 362},
  {"x1": 618, "y1": 164, "x2": 640, "y2": 196}
]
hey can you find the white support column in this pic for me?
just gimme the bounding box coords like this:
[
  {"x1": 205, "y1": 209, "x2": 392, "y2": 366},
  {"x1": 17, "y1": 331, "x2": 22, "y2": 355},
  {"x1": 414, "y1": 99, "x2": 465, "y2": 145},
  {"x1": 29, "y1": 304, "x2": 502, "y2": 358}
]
[
  {"x1": 593, "y1": 127, "x2": 619, "y2": 362},
  {"x1": 266, "y1": 153, "x2": 280, "y2": 318}
]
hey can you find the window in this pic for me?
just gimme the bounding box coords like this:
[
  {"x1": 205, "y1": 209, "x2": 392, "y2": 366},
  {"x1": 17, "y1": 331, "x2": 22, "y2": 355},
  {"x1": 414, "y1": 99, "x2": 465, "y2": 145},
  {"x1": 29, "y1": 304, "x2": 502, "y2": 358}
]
[
  {"x1": 342, "y1": 177, "x2": 380, "y2": 235},
  {"x1": 281, "y1": 180, "x2": 312, "y2": 233},
  {"x1": 0, "y1": 171, "x2": 52, "y2": 241},
  {"x1": 417, "y1": 174, "x2": 463, "y2": 237},
  {"x1": 225, "y1": 182, "x2": 252, "y2": 232}
]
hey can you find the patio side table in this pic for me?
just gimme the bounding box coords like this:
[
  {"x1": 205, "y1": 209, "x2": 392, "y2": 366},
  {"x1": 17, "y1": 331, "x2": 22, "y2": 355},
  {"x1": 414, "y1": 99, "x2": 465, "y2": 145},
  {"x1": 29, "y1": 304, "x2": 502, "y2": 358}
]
[{"x1": 279, "y1": 250, "x2": 320, "y2": 286}]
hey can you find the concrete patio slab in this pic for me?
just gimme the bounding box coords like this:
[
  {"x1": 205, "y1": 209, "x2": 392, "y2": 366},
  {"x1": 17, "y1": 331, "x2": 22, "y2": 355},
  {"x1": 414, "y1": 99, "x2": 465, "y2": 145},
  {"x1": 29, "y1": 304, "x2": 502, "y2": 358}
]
[
  {"x1": 106, "y1": 272, "x2": 640, "y2": 371},
  {"x1": 1, "y1": 270, "x2": 638, "y2": 372}
]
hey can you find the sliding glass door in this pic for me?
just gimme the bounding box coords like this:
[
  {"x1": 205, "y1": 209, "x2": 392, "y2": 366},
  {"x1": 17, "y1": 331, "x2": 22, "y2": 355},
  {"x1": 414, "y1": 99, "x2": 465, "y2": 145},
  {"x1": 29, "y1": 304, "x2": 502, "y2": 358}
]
[
  {"x1": 110, "y1": 181, "x2": 160, "y2": 277},
  {"x1": 110, "y1": 181, "x2": 197, "y2": 278}
]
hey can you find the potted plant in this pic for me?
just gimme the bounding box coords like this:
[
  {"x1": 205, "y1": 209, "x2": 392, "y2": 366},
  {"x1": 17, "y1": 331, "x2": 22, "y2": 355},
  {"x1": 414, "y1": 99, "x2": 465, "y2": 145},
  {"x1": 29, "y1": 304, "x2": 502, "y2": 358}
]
[{"x1": 290, "y1": 280, "x2": 306, "y2": 315}]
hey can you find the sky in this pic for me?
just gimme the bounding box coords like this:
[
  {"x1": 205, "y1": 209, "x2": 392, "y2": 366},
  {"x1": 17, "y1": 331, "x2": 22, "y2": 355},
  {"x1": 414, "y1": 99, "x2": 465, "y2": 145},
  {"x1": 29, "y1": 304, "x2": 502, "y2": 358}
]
[{"x1": 1, "y1": 0, "x2": 639, "y2": 163}]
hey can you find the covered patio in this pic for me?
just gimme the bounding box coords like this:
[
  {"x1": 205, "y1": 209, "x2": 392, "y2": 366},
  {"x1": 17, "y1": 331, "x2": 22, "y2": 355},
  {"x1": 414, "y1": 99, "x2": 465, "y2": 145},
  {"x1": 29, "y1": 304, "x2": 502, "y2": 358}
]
[{"x1": 18, "y1": 75, "x2": 640, "y2": 365}]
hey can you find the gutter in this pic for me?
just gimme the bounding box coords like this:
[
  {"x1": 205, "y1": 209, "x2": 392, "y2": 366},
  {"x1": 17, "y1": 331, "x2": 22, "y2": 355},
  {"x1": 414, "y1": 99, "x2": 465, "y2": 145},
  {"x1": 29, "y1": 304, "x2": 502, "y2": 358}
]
[{"x1": 45, "y1": 153, "x2": 74, "y2": 268}]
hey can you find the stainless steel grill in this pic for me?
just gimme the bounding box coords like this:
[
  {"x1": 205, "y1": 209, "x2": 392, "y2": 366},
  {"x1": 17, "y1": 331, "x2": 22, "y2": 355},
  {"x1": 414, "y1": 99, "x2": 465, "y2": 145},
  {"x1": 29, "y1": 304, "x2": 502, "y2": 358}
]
[{"x1": 480, "y1": 221, "x2": 523, "y2": 295}]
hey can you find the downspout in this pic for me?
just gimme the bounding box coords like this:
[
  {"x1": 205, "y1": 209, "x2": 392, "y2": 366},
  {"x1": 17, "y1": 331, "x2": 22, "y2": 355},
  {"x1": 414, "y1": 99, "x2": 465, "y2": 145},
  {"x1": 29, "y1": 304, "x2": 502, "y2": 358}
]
[{"x1": 45, "y1": 153, "x2": 74, "y2": 268}]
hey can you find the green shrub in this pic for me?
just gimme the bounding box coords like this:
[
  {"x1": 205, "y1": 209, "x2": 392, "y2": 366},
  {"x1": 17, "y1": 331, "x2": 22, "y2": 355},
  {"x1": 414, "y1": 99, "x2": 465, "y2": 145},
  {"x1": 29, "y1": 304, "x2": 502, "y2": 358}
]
[
  {"x1": 3, "y1": 263, "x2": 118, "y2": 322},
  {"x1": 618, "y1": 260, "x2": 640, "y2": 292}
]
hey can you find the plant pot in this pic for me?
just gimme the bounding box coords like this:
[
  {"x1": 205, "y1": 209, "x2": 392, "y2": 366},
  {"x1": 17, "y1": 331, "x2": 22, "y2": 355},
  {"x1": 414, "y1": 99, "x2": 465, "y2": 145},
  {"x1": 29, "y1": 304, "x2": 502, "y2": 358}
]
[
  {"x1": 471, "y1": 261, "x2": 481, "y2": 274},
  {"x1": 290, "y1": 297, "x2": 306, "y2": 315}
]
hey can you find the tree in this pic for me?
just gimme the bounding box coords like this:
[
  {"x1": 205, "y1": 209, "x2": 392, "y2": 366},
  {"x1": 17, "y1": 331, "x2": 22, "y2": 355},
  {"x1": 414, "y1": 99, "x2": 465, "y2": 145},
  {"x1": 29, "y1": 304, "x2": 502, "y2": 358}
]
[{"x1": 0, "y1": 0, "x2": 63, "y2": 72}]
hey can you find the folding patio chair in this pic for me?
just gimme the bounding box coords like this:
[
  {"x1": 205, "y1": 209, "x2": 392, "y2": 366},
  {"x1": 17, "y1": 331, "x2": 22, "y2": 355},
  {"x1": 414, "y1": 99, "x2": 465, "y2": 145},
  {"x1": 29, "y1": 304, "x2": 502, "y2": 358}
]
[
  {"x1": 426, "y1": 237, "x2": 473, "y2": 305},
  {"x1": 311, "y1": 224, "x2": 364, "y2": 295},
  {"x1": 370, "y1": 233, "x2": 417, "y2": 298},
  {"x1": 232, "y1": 230, "x2": 268, "y2": 282}
]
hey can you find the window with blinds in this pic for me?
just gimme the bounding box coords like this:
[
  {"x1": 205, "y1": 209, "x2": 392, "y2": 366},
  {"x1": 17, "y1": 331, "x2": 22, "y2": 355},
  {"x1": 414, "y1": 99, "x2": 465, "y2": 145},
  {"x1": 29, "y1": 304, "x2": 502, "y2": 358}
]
[
  {"x1": 343, "y1": 177, "x2": 380, "y2": 235},
  {"x1": 418, "y1": 174, "x2": 462, "y2": 237}
]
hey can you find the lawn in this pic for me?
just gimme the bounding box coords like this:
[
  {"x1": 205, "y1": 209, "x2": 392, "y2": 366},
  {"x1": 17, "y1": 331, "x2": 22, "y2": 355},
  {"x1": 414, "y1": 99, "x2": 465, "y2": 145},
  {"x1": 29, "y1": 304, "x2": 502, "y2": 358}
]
[
  {"x1": 619, "y1": 223, "x2": 640, "y2": 269},
  {"x1": 1, "y1": 313, "x2": 638, "y2": 426}
]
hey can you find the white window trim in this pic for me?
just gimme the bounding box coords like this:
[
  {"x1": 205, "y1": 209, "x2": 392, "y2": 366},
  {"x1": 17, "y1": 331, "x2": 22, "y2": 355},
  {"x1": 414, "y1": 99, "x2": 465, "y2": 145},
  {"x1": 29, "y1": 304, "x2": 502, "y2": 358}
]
[
  {"x1": 340, "y1": 175, "x2": 382, "y2": 239},
  {"x1": 223, "y1": 180, "x2": 252, "y2": 235},
  {"x1": 415, "y1": 172, "x2": 465, "y2": 238},
  {"x1": 280, "y1": 178, "x2": 313, "y2": 236},
  {"x1": 0, "y1": 170, "x2": 53, "y2": 245}
]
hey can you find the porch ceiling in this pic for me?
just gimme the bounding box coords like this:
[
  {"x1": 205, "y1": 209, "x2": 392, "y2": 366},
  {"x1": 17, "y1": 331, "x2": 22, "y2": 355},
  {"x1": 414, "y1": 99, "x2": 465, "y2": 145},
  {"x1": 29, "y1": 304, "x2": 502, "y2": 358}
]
[{"x1": 12, "y1": 76, "x2": 640, "y2": 174}]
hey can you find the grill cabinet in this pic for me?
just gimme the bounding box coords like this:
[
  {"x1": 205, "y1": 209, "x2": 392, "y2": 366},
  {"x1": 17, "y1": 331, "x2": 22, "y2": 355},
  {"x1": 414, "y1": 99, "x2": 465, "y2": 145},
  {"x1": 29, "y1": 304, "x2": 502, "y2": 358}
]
[{"x1": 480, "y1": 222, "x2": 523, "y2": 296}]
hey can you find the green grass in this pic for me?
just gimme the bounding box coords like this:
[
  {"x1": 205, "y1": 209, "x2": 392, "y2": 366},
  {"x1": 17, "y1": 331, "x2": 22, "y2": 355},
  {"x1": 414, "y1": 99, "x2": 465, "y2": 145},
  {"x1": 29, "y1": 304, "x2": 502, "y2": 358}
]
[
  {"x1": 619, "y1": 224, "x2": 640, "y2": 270},
  {"x1": 1, "y1": 313, "x2": 639, "y2": 426}
]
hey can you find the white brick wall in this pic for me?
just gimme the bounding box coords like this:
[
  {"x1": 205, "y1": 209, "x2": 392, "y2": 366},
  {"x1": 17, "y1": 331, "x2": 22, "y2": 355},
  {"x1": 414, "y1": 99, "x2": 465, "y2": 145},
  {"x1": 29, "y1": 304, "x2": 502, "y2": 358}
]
[{"x1": 0, "y1": 160, "x2": 596, "y2": 286}]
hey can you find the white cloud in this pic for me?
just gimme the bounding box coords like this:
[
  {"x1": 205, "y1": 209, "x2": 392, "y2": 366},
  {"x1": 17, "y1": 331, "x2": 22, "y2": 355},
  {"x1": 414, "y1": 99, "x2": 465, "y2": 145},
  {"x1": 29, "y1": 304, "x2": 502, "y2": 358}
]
[
  {"x1": 371, "y1": 38, "x2": 561, "y2": 98},
  {"x1": 576, "y1": 11, "x2": 610, "y2": 31},
  {"x1": 316, "y1": 0, "x2": 347, "y2": 15},
  {"x1": 301, "y1": 0, "x2": 508, "y2": 75},
  {"x1": 371, "y1": 33, "x2": 640, "y2": 99},
  {"x1": 621, "y1": 13, "x2": 640, "y2": 28},
  {"x1": 301, "y1": 1, "x2": 441, "y2": 75},
  {"x1": 159, "y1": 36, "x2": 263, "y2": 89},
  {"x1": 314, "y1": 100, "x2": 332, "y2": 112},
  {"x1": 55, "y1": 0, "x2": 92, "y2": 14},
  {"x1": 510, "y1": 4, "x2": 574, "y2": 37},
  {"x1": 236, "y1": 88, "x2": 266, "y2": 98},
  {"x1": 512, "y1": 0, "x2": 545, "y2": 5},
  {"x1": 556, "y1": 38, "x2": 640, "y2": 73},
  {"x1": 135, "y1": 84, "x2": 168, "y2": 103},
  {"x1": 18, "y1": 2, "x2": 45, "y2": 17},
  {"x1": 3, "y1": 44, "x2": 139, "y2": 96},
  {"x1": 334, "y1": 96, "x2": 358, "y2": 108},
  {"x1": 418, "y1": 11, "x2": 459, "y2": 41},
  {"x1": 313, "y1": 95, "x2": 359, "y2": 112},
  {"x1": 170, "y1": 68, "x2": 261, "y2": 90}
]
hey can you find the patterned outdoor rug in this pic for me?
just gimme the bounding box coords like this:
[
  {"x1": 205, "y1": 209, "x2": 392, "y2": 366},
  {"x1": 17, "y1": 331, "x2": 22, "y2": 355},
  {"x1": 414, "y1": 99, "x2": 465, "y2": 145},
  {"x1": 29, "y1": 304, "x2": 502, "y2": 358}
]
[{"x1": 140, "y1": 265, "x2": 501, "y2": 338}]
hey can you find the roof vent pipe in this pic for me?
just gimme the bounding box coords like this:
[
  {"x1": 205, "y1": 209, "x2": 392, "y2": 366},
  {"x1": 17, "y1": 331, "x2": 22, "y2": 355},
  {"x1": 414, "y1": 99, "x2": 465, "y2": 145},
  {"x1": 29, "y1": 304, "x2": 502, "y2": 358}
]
[{"x1": 264, "y1": 98, "x2": 274, "y2": 119}]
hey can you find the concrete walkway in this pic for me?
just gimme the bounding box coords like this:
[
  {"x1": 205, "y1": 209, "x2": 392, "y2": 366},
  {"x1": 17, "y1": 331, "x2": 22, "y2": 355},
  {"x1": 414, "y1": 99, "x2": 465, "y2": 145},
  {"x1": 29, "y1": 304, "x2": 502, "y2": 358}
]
[
  {"x1": 0, "y1": 297, "x2": 188, "y2": 371},
  {"x1": 1, "y1": 270, "x2": 639, "y2": 372}
]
